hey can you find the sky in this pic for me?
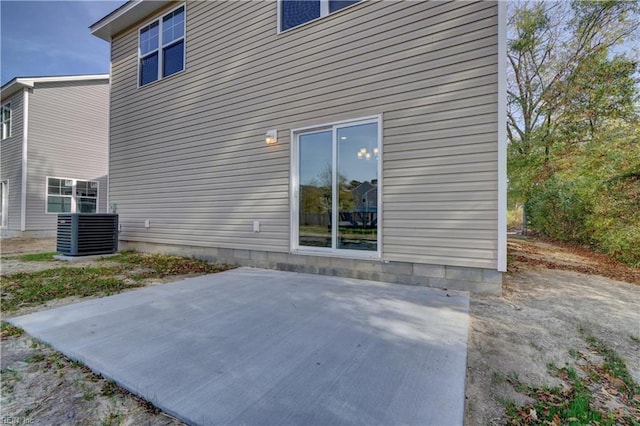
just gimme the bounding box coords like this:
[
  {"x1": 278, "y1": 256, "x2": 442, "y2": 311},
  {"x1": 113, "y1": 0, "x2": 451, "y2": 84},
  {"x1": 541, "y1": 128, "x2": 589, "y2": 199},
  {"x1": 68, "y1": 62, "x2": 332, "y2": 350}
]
[{"x1": 1, "y1": 0, "x2": 127, "y2": 86}]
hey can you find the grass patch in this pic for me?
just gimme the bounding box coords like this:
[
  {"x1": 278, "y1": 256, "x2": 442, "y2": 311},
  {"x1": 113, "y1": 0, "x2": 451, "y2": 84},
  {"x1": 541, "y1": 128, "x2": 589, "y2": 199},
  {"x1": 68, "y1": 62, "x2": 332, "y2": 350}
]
[
  {"x1": 18, "y1": 252, "x2": 58, "y2": 262},
  {"x1": 105, "y1": 251, "x2": 231, "y2": 278},
  {"x1": 100, "y1": 412, "x2": 124, "y2": 426},
  {"x1": 101, "y1": 380, "x2": 121, "y2": 397},
  {"x1": 580, "y1": 332, "x2": 640, "y2": 401},
  {"x1": 1, "y1": 321, "x2": 24, "y2": 339},
  {"x1": 502, "y1": 331, "x2": 640, "y2": 425},
  {"x1": 0, "y1": 367, "x2": 21, "y2": 393},
  {"x1": 1, "y1": 251, "x2": 234, "y2": 312},
  {"x1": 1, "y1": 267, "x2": 139, "y2": 311}
]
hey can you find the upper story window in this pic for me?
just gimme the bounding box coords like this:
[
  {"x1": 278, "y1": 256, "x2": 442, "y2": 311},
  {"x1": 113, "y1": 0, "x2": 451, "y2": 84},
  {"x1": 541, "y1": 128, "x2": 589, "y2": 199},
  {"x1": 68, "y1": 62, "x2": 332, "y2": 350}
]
[
  {"x1": 1, "y1": 103, "x2": 10, "y2": 140},
  {"x1": 279, "y1": 0, "x2": 361, "y2": 32},
  {"x1": 139, "y1": 4, "x2": 185, "y2": 87}
]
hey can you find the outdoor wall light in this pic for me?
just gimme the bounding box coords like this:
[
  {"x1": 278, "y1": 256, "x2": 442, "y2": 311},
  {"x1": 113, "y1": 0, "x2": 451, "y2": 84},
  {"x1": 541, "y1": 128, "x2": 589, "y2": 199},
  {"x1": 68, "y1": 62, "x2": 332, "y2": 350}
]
[{"x1": 266, "y1": 129, "x2": 278, "y2": 145}]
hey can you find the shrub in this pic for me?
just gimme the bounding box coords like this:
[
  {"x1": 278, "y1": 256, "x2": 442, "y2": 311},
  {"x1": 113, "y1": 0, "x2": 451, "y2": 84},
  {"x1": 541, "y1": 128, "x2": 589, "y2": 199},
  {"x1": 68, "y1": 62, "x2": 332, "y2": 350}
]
[{"x1": 527, "y1": 178, "x2": 592, "y2": 243}]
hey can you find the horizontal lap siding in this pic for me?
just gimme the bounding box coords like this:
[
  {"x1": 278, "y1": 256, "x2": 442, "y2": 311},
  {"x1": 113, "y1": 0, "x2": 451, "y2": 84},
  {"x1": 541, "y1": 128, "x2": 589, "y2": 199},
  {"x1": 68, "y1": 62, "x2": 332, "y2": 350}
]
[
  {"x1": 26, "y1": 81, "x2": 109, "y2": 231},
  {"x1": 0, "y1": 91, "x2": 23, "y2": 230},
  {"x1": 109, "y1": 0, "x2": 499, "y2": 268}
]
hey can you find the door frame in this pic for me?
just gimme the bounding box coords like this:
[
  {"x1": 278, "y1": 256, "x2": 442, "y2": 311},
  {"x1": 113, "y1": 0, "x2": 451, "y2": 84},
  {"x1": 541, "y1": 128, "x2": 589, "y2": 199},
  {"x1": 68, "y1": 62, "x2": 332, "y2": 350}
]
[{"x1": 290, "y1": 115, "x2": 382, "y2": 259}]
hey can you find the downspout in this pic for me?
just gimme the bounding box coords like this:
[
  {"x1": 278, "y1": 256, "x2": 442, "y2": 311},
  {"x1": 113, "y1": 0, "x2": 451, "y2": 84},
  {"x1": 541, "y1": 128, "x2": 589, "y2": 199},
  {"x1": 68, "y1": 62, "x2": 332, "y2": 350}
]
[{"x1": 20, "y1": 87, "x2": 29, "y2": 232}]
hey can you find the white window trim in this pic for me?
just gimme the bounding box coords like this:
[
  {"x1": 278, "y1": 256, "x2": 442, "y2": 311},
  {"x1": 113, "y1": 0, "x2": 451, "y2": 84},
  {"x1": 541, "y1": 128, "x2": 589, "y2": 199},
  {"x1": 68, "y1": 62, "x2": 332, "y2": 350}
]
[
  {"x1": 137, "y1": 2, "x2": 186, "y2": 88},
  {"x1": 1, "y1": 180, "x2": 8, "y2": 228},
  {"x1": 1, "y1": 102, "x2": 11, "y2": 140},
  {"x1": 290, "y1": 115, "x2": 383, "y2": 260},
  {"x1": 277, "y1": 0, "x2": 362, "y2": 34},
  {"x1": 45, "y1": 176, "x2": 99, "y2": 214}
]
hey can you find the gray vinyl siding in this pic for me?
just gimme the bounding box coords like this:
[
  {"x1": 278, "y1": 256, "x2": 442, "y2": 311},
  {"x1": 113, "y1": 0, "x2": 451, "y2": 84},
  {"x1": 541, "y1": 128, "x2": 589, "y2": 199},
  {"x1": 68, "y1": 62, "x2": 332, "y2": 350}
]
[
  {"x1": 0, "y1": 90, "x2": 24, "y2": 231},
  {"x1": 109, "y1": 1, "x2": 499, "y2": 269},
  {"x1": 25, "y1": 80, "x2": 109, "y2": 231}
]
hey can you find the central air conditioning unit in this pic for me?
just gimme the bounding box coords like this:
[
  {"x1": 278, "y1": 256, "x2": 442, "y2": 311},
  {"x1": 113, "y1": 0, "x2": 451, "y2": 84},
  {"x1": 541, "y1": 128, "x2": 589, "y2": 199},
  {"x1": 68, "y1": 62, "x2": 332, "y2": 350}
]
[{"x1": 57, "y1": 213, "x2": 119, "y2": 256}]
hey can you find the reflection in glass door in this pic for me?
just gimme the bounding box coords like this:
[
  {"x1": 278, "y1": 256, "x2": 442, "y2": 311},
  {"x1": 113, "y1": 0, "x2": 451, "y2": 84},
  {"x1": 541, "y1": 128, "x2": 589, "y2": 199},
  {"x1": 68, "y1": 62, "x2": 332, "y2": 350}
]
[
  {"x1": 296, "y1": 119, "x2": 379, "y2": 254},
  {"x1": 336, "y1": 123, "x2": 378, "y2": 251},
  {"x1": 298, "y1": 131, "x2": 332, "y2": 248}
]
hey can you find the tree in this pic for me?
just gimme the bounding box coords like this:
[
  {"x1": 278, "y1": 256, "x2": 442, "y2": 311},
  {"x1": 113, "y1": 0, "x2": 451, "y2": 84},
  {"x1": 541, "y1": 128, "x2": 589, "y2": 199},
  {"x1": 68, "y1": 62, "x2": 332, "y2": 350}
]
[
  {"x1": 507, "y1": 1, "x2": 640, "y2": 265},
  {"x1": 552, "y1": 52, "x2": 638, "y2": 140},
  {"x1": 507, "y1": 0, "x2": 640, "y2": 204}
]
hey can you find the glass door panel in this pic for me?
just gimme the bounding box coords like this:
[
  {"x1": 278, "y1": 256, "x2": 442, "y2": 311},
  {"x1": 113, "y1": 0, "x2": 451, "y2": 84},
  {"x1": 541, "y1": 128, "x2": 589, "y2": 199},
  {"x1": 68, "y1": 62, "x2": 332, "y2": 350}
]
[
  {"x1": 298, "y1": 131, "x2": 333, "y2": 248},
  {"x1": 336, "y1": 123, "x2": 378, "y2": 251}
]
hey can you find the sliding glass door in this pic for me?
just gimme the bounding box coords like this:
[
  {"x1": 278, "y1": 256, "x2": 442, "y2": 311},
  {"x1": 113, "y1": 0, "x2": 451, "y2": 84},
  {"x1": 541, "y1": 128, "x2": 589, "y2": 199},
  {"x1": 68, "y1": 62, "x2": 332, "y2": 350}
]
[
  {"x1": 298, "y1": 130, "x2": 333, "y2": 248},
  {"x1": 294, "y1": 117, "x2": 380, "y2": 256}
]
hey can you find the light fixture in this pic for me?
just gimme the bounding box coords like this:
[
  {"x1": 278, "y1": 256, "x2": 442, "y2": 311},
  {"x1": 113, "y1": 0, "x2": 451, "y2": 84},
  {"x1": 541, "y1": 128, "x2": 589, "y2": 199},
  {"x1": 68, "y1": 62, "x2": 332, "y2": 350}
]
[
  {"x1": 266, "y1": 129, "x2": 278, "y2": 145},
  {"x1": 357, "y1": 146, "x2": 379, "y2": 160}
]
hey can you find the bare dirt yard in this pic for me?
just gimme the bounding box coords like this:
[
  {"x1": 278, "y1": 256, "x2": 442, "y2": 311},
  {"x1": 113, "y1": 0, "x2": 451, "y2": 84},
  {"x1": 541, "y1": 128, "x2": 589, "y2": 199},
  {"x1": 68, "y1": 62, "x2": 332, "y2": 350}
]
[
  {"x1": 465, "y1": 237, "x2": 640, "y2": 425},
  {"x1": 1, "y1": 236, "x2": 639, "y2": 425}
]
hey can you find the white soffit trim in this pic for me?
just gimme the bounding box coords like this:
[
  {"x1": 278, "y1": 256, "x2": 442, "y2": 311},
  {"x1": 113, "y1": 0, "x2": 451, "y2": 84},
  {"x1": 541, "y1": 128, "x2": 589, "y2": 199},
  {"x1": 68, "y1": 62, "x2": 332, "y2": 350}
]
[
  {"x1": 497, "y1": 0, "x2": 508, "y2": 272},
  {"x1": 16, "y1": 75, "x2": 109, "y2": 85},
  {"x1": 1, "y1": 75, "x2": 109, "y2": 101},
  {"x1": 90, "y1": 0, "x2": 173, "y2": 41}
]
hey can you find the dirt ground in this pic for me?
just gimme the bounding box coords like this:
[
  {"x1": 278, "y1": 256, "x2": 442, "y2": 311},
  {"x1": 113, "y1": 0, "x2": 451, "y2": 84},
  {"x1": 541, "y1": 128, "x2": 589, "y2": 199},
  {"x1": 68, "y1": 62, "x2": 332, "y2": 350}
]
[
  {"x1": 1, "y1": 236, "x2": 639, "y2": 425},
  {"x1": 0, "y1": 237, "x2": 56, "y2": 255},
  {"x1": 465, "y1": 237, "x2": 640, "y2": 424}
]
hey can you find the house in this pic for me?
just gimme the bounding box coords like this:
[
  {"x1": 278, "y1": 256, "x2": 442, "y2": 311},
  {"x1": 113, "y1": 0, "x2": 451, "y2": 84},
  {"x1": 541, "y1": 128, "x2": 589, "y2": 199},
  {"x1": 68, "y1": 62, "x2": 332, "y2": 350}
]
[
  {"x1": 0, "y1": 75, "x2": 110, "y2": 238},
  {"x1": 91, "y1": 0, "x2": 507, "y2": 294}
]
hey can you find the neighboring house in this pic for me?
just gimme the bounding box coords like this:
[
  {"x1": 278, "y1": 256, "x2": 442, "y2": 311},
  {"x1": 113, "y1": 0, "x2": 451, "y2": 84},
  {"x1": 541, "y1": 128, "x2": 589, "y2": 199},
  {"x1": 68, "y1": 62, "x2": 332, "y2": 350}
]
[
  {"x1": 91, "y1": 0, "x2": 507, "y2": 294},
  {"x1": 0, "y1": 75, "x2": 110, "y2": 238}
]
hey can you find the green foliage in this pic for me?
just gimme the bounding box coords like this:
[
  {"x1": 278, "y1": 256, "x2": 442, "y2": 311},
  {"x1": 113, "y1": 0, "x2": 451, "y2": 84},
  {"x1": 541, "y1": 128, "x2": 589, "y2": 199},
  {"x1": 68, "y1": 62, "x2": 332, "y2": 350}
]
[
  {"x1": 585, "y1": 135, "x2": 640, "y2": 266},
  {"x1": 581, "y1": 332, "x2": 640, "y2": 398},
  {"x1": 1, "y1": 267, "x2": 138, "y2": 311},
  {"x1": 502, "y1": 330, "x2": 640, "y2": 425},
  {"x1": 1, "y1": 321, "x2": 24, "y2": 339},
  {"x1": 106, "y1": 251, "x2": 231, "y2": 277},
  {"x1": 527, "y1": 177, "x2": 592, "y2": 242},
  {"x1": 18, "y1": 252, "x2": 58, "y2": 262},
  {"x1": 1, "y1": 252, "x2": 234, "y2": 311},
  {"x1": 553, "y1": 53, "x2": 638, "y2": 140},
  {"x1": 525, "y1": 121, "x2": 640, "y2": 265},
  {"x1": 508, "y1": 1, "x2": 640, "y2": 265}
]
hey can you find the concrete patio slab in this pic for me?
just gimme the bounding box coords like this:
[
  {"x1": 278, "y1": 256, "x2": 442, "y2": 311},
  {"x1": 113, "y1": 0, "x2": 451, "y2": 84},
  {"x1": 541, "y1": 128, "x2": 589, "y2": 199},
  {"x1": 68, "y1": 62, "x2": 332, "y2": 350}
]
[{"x1": 9, "y1": 267, "x2": 470, "y2": 425}]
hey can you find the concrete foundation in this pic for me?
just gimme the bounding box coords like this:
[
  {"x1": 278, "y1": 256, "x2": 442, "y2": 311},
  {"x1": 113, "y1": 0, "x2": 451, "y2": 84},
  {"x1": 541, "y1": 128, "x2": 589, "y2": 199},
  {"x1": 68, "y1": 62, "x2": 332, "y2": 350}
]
[
  {"x1": 120, "y1": 240, "x2": 503, "y2": 295},
  {"x1": 1, "y1": 229, "x2": 57, "y2": 239}
]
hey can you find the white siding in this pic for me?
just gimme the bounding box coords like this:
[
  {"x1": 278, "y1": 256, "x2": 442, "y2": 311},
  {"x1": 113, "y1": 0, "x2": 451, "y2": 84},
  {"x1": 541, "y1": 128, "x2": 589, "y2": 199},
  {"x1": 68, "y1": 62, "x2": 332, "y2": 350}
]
[
  {"x1": 109, "y1": 0, "x2": 499, "y2": 269},
  {"x1": 25, "y1": 80, "x2": 109, "y2": 231},
  {"x1": 0, "y1": 90, "x2": 24, "y2": 231}
]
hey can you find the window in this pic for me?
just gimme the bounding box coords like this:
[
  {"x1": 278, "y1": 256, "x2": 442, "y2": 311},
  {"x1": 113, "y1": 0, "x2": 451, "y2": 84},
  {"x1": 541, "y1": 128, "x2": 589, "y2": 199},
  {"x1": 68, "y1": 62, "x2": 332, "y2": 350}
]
[
  {"x1": 139, "y1": 4, "x2": 185, "y2": 86},
  {"x1": 1, "y1": 103, "x2": 10, "y2": 140},
  {"x1": 46, "y1": 177, "x2": 98, "y2": 214},
  {"x1": 293, "y1": 117, "x2": 381, "y2": 256},
  {"x1": 279, "y1": 0, "x2": 361, "y2": 32},
  {"x1": 76, "y1": 180, "x2": 99, "y2": 213}
]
